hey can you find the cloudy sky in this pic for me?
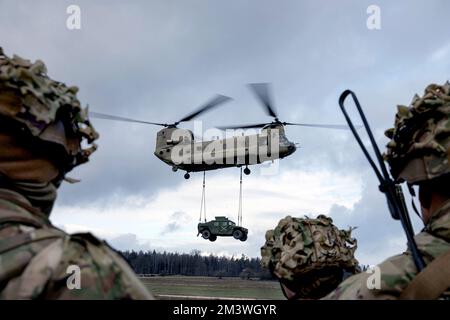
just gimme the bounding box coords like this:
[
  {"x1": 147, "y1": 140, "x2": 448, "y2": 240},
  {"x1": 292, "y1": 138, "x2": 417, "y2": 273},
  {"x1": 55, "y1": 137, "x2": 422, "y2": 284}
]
[{"x1": 1, "y1": 0, "x2": 449, "y2": 265}]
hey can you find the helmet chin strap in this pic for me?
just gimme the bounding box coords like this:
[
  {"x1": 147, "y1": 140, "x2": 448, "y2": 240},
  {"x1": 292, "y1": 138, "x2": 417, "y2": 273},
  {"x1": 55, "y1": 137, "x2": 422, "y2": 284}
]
[{"x1": 407, "y1": 183, "x2": 424, "y2": 223}]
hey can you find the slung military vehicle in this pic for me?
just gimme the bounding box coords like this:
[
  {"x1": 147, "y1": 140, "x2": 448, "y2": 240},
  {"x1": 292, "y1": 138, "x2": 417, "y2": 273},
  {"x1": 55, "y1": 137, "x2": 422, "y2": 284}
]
[{"x1": 198, "y1": 216, "x2": 248, "y2": 242}]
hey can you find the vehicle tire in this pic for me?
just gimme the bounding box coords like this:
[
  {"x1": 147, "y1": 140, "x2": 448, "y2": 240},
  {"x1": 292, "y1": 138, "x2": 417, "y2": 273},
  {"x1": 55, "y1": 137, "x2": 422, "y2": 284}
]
[
  {"x1": 233, "y1": 229, "x2": 243, "y2": 240},
  {"x1": 244, "y1": 167, "x2": 251, "y2": 175},
  {"x1": 184, "y1": 172, "x2": 190, "y2": 179},
  {"x1": 209, "y1": 235, "x2": 217, "y2": 242},
  {"x1": 240, "y1": 234, "x2": 247, "y2": 242},
  {"x1": 202, "y1": 229, "x2": 211, "y2": 239}
]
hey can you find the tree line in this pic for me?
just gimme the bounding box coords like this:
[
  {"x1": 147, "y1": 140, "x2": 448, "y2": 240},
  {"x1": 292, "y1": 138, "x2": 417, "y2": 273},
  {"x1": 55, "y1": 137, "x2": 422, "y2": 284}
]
[{"x1": 120, "y1": 250, "x2": 273, "y2": 279}]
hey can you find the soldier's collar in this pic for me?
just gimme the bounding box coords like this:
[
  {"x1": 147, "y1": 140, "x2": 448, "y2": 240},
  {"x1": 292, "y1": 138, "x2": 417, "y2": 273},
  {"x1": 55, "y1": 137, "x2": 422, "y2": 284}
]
[
  {"x1": 0, "y1": 187, "x2": 51, "y2": 223},
  {"x1": 426, "y1": 198, "x2": 450, "y2": 239},
  {"x1": 0, "y1": 188, "x2": 32, "y2": 205},
  {"x1": 429, "y1": 199, "x2": 450, "y2": 221}
]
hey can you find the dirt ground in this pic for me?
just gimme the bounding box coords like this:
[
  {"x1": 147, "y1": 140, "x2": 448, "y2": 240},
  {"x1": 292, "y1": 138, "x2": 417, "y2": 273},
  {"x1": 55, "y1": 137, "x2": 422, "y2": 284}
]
[{"x1": 140, "y1": 276, "x2": 285, "y2": 300}]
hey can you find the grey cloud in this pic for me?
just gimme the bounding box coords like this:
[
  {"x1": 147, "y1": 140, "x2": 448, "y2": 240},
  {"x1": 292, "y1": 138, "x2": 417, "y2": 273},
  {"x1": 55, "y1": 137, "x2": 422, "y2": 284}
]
[
  {"x1": 160, "y1": 211, "x2": 190, "y2": 235},
  {"x1": 1, "y1": 1, "x2": 448, "y2": 259},
  {"x1": 2, "y1": 1, "x2": 449, "y2": 206},
  {"x1": 107, "y1": 233, "x2": 152, "y2": 252}
]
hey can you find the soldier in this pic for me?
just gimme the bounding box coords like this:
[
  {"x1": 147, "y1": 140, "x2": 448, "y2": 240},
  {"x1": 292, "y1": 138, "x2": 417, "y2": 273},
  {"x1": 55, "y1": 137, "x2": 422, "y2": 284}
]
[
  {"x1": 324, "y1": 82, "x2": 450, "y2": 299},
  {"x1": 262, "y1": 82, "x2": 450, "y2": 299},
  {"x1": 0, "y1": 48, "x2": 153, "y2": 299},
  {"x1": 261, "y1": 215, "x2": 360, "y2": 299}
]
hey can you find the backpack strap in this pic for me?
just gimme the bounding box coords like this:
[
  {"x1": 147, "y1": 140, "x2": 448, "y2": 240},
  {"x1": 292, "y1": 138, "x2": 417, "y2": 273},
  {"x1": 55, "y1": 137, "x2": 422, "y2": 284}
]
[{"x1": 400, "y1": 249, "x2": 450, "y2": 300}]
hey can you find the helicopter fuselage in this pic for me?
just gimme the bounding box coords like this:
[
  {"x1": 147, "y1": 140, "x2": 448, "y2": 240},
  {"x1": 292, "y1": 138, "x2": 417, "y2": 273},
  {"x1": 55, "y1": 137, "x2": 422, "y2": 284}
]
[{"x1": 154, "y1": 124, "x2": 296, "y2": 174}]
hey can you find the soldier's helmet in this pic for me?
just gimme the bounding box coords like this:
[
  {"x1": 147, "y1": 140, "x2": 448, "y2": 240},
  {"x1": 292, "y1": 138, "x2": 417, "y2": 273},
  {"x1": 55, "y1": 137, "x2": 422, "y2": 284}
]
[
  {"x1": 384, "y1": 81, "x2": 450, "y2": 185},
  {"x1": 0, "y1": 47, "x2": 98, "y2": 176},
  {"x1": 261, "y1": 215, "x2": 360, "y2": 299}
]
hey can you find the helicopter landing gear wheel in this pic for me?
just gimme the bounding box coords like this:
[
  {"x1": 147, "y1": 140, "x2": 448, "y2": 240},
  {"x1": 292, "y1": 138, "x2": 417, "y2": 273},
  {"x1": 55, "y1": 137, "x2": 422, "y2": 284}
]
[
  {"x1": 172, "y1": 166, "x2": 178, "y2": 172},
  {"x1": 202, "y1": 229, "x2": 211, "y2": 239},
  {"x1": 184, "y1": 172, "x2": 190, "y2": 179},
  {"x1": 243, "y1": 167, "x2": 251, "y2": 175},
  {"x1": 209, "y1": 235, "x2": 217, "y2": 242},
  {"x1": 233, "y1": 229, "x2": 244, "y2": 240}
]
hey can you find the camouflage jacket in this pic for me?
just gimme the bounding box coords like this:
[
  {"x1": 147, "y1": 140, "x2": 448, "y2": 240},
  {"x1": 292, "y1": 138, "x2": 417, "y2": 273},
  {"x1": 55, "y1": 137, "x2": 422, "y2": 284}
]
[
  {"x1": 324, "y1": 200, "x2": 450, "y2": 299},
  {"x1": 0, "y1": 189, "x2": 154, "y2": 299}
]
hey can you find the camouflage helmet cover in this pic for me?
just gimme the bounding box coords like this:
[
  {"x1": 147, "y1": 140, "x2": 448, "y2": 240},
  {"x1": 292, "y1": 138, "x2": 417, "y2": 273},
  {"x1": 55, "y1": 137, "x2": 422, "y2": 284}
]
[
  {"x1": 384, "y1": 81, "x2": 450, "y2": 184},
  {"x1": 261, "y1": 215, "x2": 359, "y2": 298},
  {"x1": 0, "y1": 47, "x2": 99, "y2": 173}
]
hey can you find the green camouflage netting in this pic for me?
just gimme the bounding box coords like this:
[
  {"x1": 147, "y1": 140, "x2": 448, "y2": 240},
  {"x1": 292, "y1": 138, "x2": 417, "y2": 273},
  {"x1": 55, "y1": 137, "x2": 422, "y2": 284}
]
[
  {"x1": 384, "y1": 81, "x2": 450, "y2": 184},
  {"x1": 261, "y1": 215, "x2": 359, "y2": 298},
  {"x1": 0, "y1": 47, "x2": 98, "y2": 172}
]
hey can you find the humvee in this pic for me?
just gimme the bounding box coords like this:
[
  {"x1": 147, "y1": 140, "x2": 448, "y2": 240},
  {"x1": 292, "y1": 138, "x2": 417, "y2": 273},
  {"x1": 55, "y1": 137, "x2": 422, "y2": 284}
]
[{"x1": 197, "y1": 216, "x2": 248, "y2": 242}]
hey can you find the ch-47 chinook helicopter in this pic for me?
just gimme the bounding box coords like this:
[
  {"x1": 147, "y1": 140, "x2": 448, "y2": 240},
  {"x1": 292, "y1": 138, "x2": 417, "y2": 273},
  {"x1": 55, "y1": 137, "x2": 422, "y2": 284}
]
[{"x1": 90, "y1": 83, "x2": 351, "y2": 179}]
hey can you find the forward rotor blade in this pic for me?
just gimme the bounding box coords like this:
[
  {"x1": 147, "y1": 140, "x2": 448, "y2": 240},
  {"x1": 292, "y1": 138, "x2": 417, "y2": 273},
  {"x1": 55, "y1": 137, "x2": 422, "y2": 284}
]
[
  {"x1": 283, "y1": 122, "x2": 352, "y2": 130},
  {"x1": 89, "y1": 112, "x2": 167, "y2": 126},
  {"x1": 177, "y1": 94, "x2": 232, "y2": 123},
  {"x1": 248, "y1": 83, "x2": 278, "y2": 119},
  {"x1": 216, "y1": 123, "x2": 268, "y2": 130}
]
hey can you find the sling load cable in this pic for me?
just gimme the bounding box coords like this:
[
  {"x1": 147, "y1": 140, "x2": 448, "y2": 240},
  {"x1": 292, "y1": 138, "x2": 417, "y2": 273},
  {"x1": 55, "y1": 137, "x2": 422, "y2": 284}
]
[
  {"x1": 238, "y1": 167, "x2": 243, "y2": 226},
  {"x1": 199, "y1": 171, "x2": 207, "y2": 222}
]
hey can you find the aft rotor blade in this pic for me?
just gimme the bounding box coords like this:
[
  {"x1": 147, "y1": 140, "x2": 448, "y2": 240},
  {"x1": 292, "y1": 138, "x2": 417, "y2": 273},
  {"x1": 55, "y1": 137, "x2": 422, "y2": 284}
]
[
  {"x1": 177, "y1": 94, "x2": 232, "y2": 123},
  {"x1": 248, "y1": 83, "x2": 278, "y2": 119},
  {"x1": 89, "y1": 112, "x2": 167, "y2": 126},
  {"x1": 216, "y1": 123, "x2": 268, "y2": 130},
  {"x1": 283, "y1": 122, "x2": 352, "y2": 130}
]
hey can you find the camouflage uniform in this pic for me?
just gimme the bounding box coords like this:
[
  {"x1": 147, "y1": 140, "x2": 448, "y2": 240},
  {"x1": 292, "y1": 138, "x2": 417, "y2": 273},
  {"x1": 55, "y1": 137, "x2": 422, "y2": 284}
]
[
  {"x1": 324, "y1": 82, "x2": 450, "y2": 299},
  {"x1": 0, "y1": 189, "x2": 153, "y2": 299},
  {"x1": 0, "y1": 48, "x2": 153, "y2": 299},
  {"x1": 324, "y1": 200, "x2": 450, "y2": 299}
]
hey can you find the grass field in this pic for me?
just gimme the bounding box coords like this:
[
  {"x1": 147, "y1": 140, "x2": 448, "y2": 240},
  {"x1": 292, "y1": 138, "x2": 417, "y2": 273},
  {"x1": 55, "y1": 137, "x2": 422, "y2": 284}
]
[{"x1": 141, "y1": 276, "x2": 285, "y2": 300}]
